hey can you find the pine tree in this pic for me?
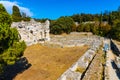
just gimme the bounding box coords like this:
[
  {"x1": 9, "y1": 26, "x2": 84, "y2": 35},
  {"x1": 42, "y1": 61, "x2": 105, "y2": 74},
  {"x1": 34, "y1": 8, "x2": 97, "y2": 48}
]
[
  {"x1": 12, "y1": 5, "x2": 22, "y2": 22},
  {"x1": 0, "y1": 4, "x2": 26, "y2": 75}
]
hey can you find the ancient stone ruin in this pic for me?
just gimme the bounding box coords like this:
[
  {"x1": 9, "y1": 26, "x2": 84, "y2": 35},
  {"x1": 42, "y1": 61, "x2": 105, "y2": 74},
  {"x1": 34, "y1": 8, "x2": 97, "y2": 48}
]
[{"x1": 11, "y1": 19, "x2": 50, "y2": 46}]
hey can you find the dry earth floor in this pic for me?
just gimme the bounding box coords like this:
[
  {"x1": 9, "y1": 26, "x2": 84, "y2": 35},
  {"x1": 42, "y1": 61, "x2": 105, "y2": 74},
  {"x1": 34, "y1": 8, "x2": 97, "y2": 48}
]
[{"x1": 14, "y1": 44, "x2": 88, "y2": 80}]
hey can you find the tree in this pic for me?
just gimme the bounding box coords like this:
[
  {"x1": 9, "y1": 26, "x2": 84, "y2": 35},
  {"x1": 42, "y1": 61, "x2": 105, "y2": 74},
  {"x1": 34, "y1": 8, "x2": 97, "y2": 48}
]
[
  {"x1": 103, "y1": 10, "x2": 109, "y2": 21},
  {"x1": 108, "y1": 12, "x2": 113, "y2": 26},
  {"x1": 76, "y1": 24, "x2": 84, "y2": 32},
  {"x1": 99, "y1": 12, "x2": 103, "y2": 26},
  {"x1": 0, "y1": 4, "x2": 7, "y2": 12},
  {"x1": 84, "y1": 23, "x2": 91, "y2": 32},
  {"x1": 93, "y1": 14, "x2": 99, "y2": 21},
  {"x1": 118, "y1": 6, "x2": 120, "y2": 12},
  {"x1": 111, "y1": 22, "x2": 120, "y2": 40},
  {"x1": 21, "y1": 12, "x2": 31, "y2": 21},
  {"x1": 12, "y1": 5, "x2": 22, "y2": 22},
  {"x1": 0, "y1": 4, "x2": 26, "y2": 75},
  {"x1": 21, "y1": 12, "x2": 27, "y2": 18},
  {"x1": 91, "y1": 25, "x2": 99, "y2": 35},
  {"x1": 0, "y1": 4, "x2": 12, "y2": 52},
  {"x1": 50, "y1": 16, "x2": 75, "y2": 34},
  {"x1": 71, "y1": 14, "x2": 81, "y2": 23},
  {"x1": 98, "y1": 23, "x2": 111, "y2": 36},
  {"x1": 51, "y1": 24, "x2": 62, "y2": 34}
]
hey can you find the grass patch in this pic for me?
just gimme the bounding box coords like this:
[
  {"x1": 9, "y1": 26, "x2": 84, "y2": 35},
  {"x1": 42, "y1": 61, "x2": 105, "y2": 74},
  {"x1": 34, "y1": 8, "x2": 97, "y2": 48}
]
[
  {"x1": 84, "y1": 57, "x2": 91, "y2": 62},
  {"x1": 75, "y1": 67, "x2": 85, "y2": 73}
]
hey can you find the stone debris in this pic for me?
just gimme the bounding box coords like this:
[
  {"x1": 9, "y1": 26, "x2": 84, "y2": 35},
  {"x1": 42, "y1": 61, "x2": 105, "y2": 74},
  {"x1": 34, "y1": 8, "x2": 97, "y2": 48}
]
[
  {"x1": 11, "y1": 19, "x2": 50, "y2": 46},
  {"x1": 48, "y1": 33, "x2": 103, "y2": 48}
]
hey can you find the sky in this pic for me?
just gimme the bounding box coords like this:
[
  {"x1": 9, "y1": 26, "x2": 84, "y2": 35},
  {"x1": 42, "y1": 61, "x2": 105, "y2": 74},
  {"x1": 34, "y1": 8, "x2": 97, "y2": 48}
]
[{"x1": 0, "y1": 0, "x2": 120, "y2": 20}]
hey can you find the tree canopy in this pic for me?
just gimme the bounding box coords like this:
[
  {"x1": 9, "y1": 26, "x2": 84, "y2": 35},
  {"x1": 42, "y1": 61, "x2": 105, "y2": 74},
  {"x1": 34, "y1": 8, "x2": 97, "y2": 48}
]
[
  {"x1": 12, "y1": 5, "x2": 31, "y2": 22},
  {"x1": 12, "y1": 5, "x2": 22, "y2": 22},
  {"x1": 0, "y1": 4, "x2": 26, "y2": 75},
  {"x1": 50, "y1": 16, "x2": 76, "y2": 34},
  {"x1": 50, "y1": 6, "x2": 120, "y2": 41}
]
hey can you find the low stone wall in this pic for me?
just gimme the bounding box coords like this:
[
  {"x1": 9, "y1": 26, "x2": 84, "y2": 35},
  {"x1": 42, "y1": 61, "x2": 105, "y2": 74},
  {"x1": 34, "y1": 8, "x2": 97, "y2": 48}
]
[
  {"x1": 57, "y1": 49, "x2": 95, "y2": 80},
  {"x1": 57, "y1": 39, "x2": 102, "y2": 80},
  {"x1": 42, "y1": 42, "x2": 85, "y2": 48}
]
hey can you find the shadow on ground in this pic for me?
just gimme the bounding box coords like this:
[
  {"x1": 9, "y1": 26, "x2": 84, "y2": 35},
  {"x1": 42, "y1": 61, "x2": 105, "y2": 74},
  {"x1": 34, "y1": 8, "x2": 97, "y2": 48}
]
[
  {"x1": 111, "y1": 61, "x2": 120, "y2": 79},
  {"x1": 110, "y1": 40, "x2": 120, "y2": 56},
  {"x1": 111, "y1": 60, "x2": 118, "y2": 69},
  {"x1": 116, "y1": 70, "x2": 120, "y2": 79},
  {"x1": 0, "y1": 57, "x2": 31, "y2": 80}
]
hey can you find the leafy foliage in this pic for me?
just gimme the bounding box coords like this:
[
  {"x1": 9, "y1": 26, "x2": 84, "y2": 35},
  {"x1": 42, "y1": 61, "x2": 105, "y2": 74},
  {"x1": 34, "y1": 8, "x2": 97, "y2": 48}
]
[
  {"x1": 2, "y1": 41, "x2": 26, "y2": 65},
  {"x1": 111, "y1": 22, "x2": 120, "y2": 40},
  {"x1": 21, "y1": 12, "x2": 31, "y2": 21},
  {"x1": 0, "y1": 4, "x2": 26, "y2": 74},
  {"x1": 0, "y1": 4, "x2": 6, "y2": 12},
  {"x1": 12, "y1": 5, "x2": 22, "y2": 22},
  {"x1": 0, "y1": 12, "x2": 12, "y2": 25},
  {"x1": 50, "y1": 6, "x2": 120, "y2": 41},
  {"x1": 12, "y1": 5, "x2": 31, "y2": 22},
  {"x1": 50, "y1": 16, "x2": 76, "y2": 34}
]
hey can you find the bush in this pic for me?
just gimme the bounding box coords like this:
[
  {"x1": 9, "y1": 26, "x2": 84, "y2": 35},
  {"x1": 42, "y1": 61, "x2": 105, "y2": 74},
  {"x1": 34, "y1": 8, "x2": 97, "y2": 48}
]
[
  {"x1": 0, "y1": 4, "x2": 26, "y2": 74},
  {"x1": 2, "y1": 41, "x2": 26, "y2": 65},
  {"x1": 50, "y1": 16, "x2": 76, "y2": 34}
]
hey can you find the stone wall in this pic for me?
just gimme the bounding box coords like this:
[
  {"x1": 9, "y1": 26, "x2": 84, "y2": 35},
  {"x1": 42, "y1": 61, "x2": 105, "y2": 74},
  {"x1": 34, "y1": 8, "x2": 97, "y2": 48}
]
[
  {"x1": 110, "y1": 40, "x2": 120, "y2": 69},
  {"x1": 11, "y1": 19, "x2": 50, "y2": 46},
  {"x1": 57, "y1": 37, "x2": 103, "y2": 80}
]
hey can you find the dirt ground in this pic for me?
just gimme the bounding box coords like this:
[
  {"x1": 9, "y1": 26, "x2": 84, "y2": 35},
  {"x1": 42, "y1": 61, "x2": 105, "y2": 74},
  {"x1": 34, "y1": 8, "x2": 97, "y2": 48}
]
[{"x1": 14, "y1": 44, "x2": 88, "y2": 80}]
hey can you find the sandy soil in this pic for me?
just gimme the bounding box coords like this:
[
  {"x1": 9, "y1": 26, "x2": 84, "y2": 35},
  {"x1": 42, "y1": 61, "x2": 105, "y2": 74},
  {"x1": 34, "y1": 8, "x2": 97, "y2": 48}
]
[{"x1": 14, "y1": 44, "x2": 88, "y2": 80}]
